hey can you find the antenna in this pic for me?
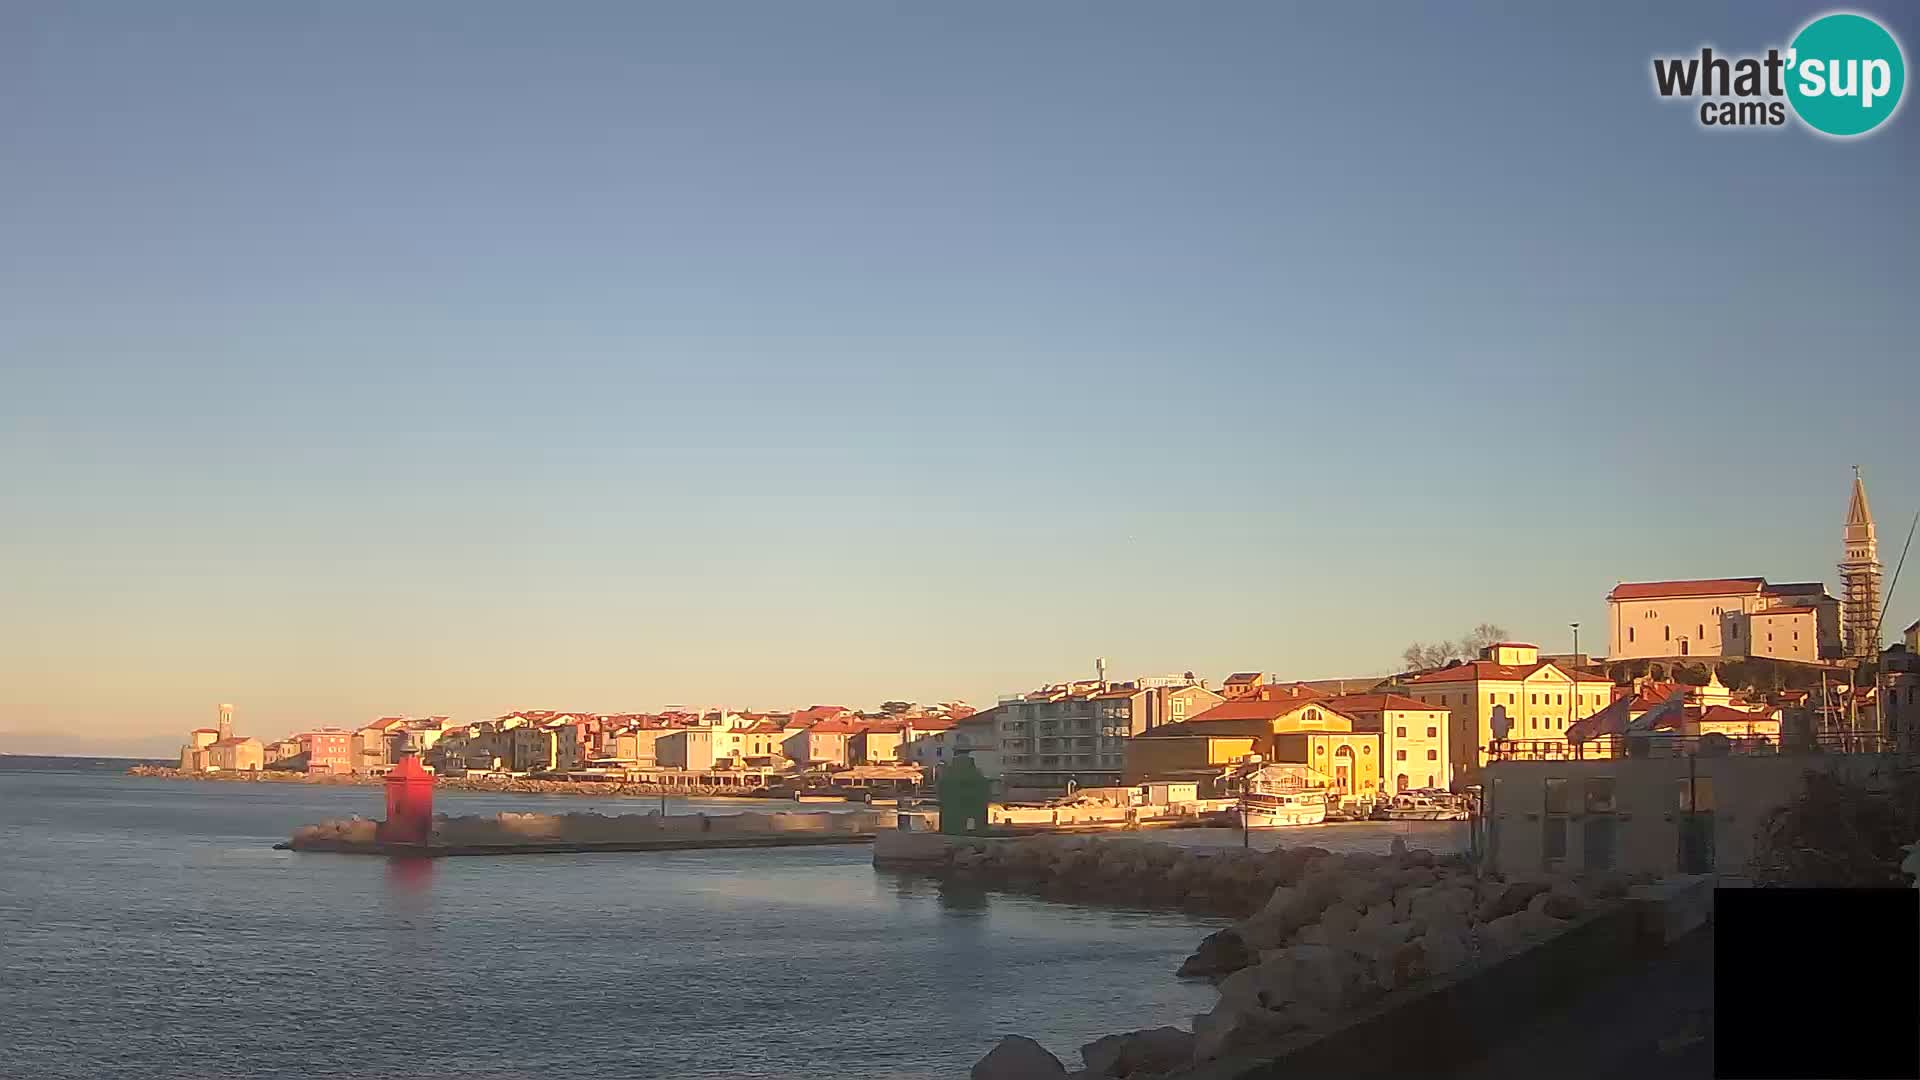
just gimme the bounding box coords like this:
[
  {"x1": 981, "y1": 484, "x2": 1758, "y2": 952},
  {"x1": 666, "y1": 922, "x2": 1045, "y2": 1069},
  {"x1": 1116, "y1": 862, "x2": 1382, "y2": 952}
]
[{"x1": 1876, "y1": 507, "x2": 1920, "y2": 645}]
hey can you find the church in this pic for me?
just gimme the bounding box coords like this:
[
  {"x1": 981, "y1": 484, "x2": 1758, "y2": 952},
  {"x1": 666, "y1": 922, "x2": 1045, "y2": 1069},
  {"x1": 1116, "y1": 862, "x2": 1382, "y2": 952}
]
[{"x1": 1603, "y1": 470, "x2": 1881, "y2": 664}]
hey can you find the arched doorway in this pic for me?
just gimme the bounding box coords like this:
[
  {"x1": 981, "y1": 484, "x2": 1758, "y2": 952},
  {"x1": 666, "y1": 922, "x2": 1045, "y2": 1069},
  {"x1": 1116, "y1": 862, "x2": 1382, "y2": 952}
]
[
  {"x1": 1396, "y1": 772, "x2": 1410, "y2": 792},
  {"x1": 1333, "y1": 745, "x2": 1354, "y2": 794}
]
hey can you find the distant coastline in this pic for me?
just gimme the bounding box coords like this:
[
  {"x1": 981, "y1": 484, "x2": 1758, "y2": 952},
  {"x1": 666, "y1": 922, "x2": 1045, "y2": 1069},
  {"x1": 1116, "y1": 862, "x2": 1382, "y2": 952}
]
[{"x1": 123, "y1": 764, "x2": 779, "y2": 801}]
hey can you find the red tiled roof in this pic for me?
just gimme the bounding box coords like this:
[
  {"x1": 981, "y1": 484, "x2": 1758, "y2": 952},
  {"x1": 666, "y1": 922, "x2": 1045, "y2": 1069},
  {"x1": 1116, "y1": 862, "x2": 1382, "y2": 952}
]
[
  {"x1": 1698, "y1": 705, "x2": 1778, "y2": 726},
  {"x1": 1185, "y1": 696, "x2": 1347, "y2": 725},
  {"x1": 1608, "y1": 578, "x2": 1766, "y2": 600},
  {"x1": 1324, "y1": 693, "x2": 1448, "y2": 714},
  {"x1": 1223, "y1": 672, "x2": 1263, "y2": 685},
  {"x1": 907, "y1": 719, "x2": 956, "y2": 732},
  {"x1": 805, "y1": 719, "x2": 860, "y2": 734},
  {"x1": 1408, "y1": 661, "x2": 1611, "y2": 685}
]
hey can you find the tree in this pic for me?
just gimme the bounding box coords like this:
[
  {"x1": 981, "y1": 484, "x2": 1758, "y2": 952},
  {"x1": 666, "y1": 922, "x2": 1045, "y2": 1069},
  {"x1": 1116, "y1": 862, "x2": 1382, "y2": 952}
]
[
  {"x1": 1749, "y1": 770, "x2": 1918, "y2": 886},
  {"x1": 1401, "y1": 642, "x2": 1461, "y2": 671},
  {"x1": 1459, "y1": 623, "x2": 1509, "y2": 658},
  {"x1": 1399, "y1": 622, "x2": 1509, "y2": 672}
]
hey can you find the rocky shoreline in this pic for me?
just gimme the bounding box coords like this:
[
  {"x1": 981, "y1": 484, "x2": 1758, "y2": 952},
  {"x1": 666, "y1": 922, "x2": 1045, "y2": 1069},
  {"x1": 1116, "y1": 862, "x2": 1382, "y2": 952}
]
[
  {"x1": 123, "y1": 765, "x2": 774, "y2": 800},
  {"x1": 875, "y1": 833, "x2": 1649, "y2": 1079}
]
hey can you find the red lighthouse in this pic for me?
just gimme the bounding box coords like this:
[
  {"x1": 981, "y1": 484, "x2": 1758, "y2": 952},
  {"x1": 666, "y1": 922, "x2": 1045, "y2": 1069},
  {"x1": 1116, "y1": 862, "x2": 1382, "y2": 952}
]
[{"x1": 381, "y1": 753, "x2": 436, "y2": 845}]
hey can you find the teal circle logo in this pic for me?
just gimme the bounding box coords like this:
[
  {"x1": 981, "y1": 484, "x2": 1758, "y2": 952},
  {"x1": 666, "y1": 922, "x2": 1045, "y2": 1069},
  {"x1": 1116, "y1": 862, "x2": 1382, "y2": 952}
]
[{"x1": 1786, "y1": 13, "x2": 1905, "y2": 136}]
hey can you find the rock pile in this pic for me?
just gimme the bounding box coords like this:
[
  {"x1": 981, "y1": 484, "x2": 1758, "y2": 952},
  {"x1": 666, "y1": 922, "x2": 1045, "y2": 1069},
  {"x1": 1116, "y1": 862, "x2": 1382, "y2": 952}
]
[{"x1": 959, "y1": 835, "x2": 1645, "y2": 1079}]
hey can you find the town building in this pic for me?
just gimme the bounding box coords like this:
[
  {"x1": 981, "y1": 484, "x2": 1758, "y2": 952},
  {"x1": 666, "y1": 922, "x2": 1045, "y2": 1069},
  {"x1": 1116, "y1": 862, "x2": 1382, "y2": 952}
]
[
  {"x1": 1093, "y1": 678, "x2": 1224, "y2": 734},
  {"x1": 1880, "y1": 631, "x2": 1920, "y2": 755},
  {"x1": 785, "y1": 718, "x2": 858, "y2": 768},
  {"x1": 849, "y1": 722, "x2": 906, "y2": 765},
  {"x1": 1840, "y1": 468, "x2": 1884, "y2": 657},
  {"x1": 656, "y1": 727, "x2": 717, "y2": 771},
  {"x1": 293, "y1": 730, "x2": 355, "y2": 775},
  {"x1": 206, "y1": 736, "x2": 264, "y2": 772},
  {"x1": 1605, "y1": 578, "x2": 1841, "y2": 662},
  {"x1": 1403, "y1": 642, "x2": 1614, "y2": 788},
  {"x1": 1325, "y1": 693, "x2": 1452, "y2": 793},
  {"x1": 1124, "y1": 686, "x2": 1379, "y2": 799}
]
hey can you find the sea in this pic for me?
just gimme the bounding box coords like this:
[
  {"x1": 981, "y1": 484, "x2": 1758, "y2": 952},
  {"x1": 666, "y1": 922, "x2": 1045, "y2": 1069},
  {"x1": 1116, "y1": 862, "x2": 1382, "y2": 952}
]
[{"x1": 0, "y1": 755, "x2": 1465, "y2": 1080}]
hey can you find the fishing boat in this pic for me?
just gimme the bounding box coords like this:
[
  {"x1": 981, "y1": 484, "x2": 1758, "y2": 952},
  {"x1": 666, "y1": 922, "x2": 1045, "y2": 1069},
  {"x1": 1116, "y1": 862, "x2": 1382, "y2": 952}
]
[
  {"x1": 1371, "y1": 790, "x2": 1470, "y2": 821},
  {"x1": 1232, "y1": 763, "x2": 1330, "y2": 828}
]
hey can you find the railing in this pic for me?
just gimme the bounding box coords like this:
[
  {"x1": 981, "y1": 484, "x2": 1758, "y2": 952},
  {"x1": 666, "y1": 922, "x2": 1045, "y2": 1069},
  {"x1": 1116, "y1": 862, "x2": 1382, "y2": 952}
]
[{"x1": 1488, "y1": 731, "x2": 1901, "y2": 762}]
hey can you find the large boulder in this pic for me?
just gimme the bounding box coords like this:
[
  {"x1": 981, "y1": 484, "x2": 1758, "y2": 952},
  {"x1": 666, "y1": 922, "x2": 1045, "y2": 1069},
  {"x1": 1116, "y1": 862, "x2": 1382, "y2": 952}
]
[
  {"x1": 1177, "y1": 927, "x2": 1253, "y2": 978},
  {"x1": 1079, "y1": 1027, "x2": 1195, "y2": 1077},
  {"x1": 1191, "y1": 1003, "x2": 1295, "y2": 1063},
  {"x1": 1476, "y1": 880, "x2": 1551, "y2": 923},
  {"x1": 972, "y1": 1035, "x2": 1067, "y2": 1080}
]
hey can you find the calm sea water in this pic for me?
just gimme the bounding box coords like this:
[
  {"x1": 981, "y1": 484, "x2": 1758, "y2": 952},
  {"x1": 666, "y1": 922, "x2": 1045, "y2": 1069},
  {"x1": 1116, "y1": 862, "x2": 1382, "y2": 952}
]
[
  {"x1": 0, "y1": 759, "x2": 1467, "y2": 1080},
  {"x1": 0, "y1": 760, "x2": 1238, "y2": 1080}
]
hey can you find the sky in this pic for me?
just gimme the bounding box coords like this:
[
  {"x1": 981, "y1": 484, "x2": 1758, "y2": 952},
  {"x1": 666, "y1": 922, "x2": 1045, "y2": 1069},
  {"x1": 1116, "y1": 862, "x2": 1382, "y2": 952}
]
[{"x1": 3, "y1": 2, "x2": 1917, "y2": 756}]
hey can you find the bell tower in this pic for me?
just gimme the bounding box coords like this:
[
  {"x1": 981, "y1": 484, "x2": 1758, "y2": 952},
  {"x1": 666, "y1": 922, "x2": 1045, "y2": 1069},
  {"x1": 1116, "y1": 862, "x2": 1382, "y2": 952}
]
[{"x1": 1839, "y1": 466, "x2": 1882, "y2": 658}]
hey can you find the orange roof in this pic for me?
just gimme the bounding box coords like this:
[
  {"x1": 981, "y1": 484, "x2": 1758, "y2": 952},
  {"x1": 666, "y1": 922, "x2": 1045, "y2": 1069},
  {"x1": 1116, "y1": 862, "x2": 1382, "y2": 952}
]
[
  {"x1": 1699, "y1": 705, "x2": 1778, "y2": 726},
  {"x1": 1408, "y1": 661, "x2": 1611, "y2": 685},
  {"x1": 1609, "y1": 578, "x2": 1766, "y2": 600},
  {"x1": 1184, "y1": 695, "x2": 1344, "y2": 725},
  {"x1": 1325, "y1": 693, "x2": 1447, "y2": 714}
]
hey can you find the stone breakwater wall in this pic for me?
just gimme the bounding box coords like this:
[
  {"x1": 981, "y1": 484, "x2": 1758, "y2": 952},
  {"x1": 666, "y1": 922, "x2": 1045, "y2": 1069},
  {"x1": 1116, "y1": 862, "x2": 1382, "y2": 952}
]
[
  {"x1": 293, "y1": 809, "x2": 897, "y2": 848},
  {"x1": 129, "y1": 765, "x2": 772, "y2": 799},
  {"x1": 888, "y1": 834, "x2": 1656, "y2": 1080}
]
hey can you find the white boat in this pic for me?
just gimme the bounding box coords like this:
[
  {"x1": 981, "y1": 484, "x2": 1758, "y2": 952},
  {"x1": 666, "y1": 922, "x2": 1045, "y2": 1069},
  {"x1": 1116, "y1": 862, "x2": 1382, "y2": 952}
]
[
  {"x1": 1233, "y1": 764, "x2": 1330, "y2": 828},
  {"x1": 1237, "y1": 789, "x2": 1329, "y2": 828}
]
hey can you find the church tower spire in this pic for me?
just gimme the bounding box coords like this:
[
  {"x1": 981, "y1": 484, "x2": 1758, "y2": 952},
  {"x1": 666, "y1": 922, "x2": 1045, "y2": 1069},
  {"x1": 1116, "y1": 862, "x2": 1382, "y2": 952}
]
[{"x1": 1840, "y1": 465, "x2": 1883, "y2": 657}]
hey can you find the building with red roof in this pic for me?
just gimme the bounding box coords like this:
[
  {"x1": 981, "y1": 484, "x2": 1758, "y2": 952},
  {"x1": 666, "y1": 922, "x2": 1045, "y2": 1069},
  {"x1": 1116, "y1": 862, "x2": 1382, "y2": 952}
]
[{"x1": 1606, "y1": 576, "x2": 1841, "y2": 664}]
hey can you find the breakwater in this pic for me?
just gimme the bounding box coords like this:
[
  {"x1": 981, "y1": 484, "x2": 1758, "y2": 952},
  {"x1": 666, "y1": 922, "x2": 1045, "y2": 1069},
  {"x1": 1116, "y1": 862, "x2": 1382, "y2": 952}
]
[
  {"x1": 878, "y1": 833, "x2": 1658, "y2": 1078},
  {"x1": 286, "y1": 808, "x2": 898, "y2": 855},
  {"x1": 127, "y1": 764, "x2": 771, "y2": 800}
]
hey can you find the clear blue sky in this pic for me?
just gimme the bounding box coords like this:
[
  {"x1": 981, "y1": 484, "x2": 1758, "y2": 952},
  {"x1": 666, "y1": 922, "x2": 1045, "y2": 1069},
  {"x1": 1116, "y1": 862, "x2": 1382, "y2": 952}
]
[{"x1": 3, "y1": 3, "x2": 1916, "y2": 755}]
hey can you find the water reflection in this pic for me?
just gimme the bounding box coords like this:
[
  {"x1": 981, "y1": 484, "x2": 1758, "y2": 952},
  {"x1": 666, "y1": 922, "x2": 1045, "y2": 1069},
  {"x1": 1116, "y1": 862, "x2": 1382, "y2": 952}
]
[{"x1": 384, "y1": 855, "x2": 435, "y2": 900}]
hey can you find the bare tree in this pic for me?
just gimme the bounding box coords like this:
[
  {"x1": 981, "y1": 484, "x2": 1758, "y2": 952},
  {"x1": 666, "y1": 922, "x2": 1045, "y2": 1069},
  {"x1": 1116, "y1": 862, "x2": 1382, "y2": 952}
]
[
  {"x1": 1401, "y1": 641, "x2": 1462, "y2": 671},
  {"x1": 1400, "y1": 622, "x2": 1510, "y2": 672}
]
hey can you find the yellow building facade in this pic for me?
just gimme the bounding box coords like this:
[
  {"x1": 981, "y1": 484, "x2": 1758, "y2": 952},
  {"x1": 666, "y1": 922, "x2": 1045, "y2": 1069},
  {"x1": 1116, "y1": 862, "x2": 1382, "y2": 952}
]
[
  {"x1": 1405, "y1": 642, "x2": 1613, "y2": 789},
  {"x1": 1123, "y1": 692, "x2": 1379, "y2": 796}
]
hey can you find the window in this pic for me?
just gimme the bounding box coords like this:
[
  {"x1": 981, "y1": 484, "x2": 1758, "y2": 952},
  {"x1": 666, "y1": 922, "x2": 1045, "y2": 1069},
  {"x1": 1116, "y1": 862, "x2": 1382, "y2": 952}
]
[
  {"x1": 1427, "y1": 774, "x2": 1437, "y2": 788},
  {"x1": 1731, "y1": 623, "x2": 1739, "y2": 639},
  {"x1": 1426, "y1": 726, "x2": 1437, "y2": 738},
  {"x1": 1426, "y1": 749, "x2": 1438, "y2": 760},
  {"x1": 1530, "y1": 694, "x2": 1538, "y2": 705},
  {"x1": 1530, "y1": 719, "x2": 1538, "y2": 730},
  {"x1": 1555, "y1": 694, "x2": 1563, "y2": 705},
  {"x1": 1584, "y1": 777, "x2": 1616, "y2": 813},
  {"x1": 1396, "y1": 773, "x2": 1409, "y2": 791},
  {"x1": 1171, "y1": 700, "x2": 1186, "y2": 718},
  {"x1": 1361, "y1": 745, "x2": 1371, "y2": 754},
  {"x1": 1508, "y1": 694, "x2": 1515, "y2": 704},
  {"x1": 1395, "y1": 749, "x2": 1406, "y2": 761},
  {"x1": 1303, "y1": 708, "x2": 1321, "y2": 724},
  {"x1": 1544, "y1": 778, "x2": 1570, "y2": 814},
  {"x1": 1698, "y1": 624, "x2": 1705, "y2": 638},
  {"x1": 1489, "y1": 692, "x2": 1496, "y2": 704},
  {"x1": 1676, "y1": 777, "x2": 1715, "y2": 813},
  {"x1": 1664, "y1": 625, "x2": 1671, "y2": 641},
  {"x1": 1395, "y1": 726, "x2": 1407, "y2": 737},
  {"x1": 1629, "y1": 627, "x2": 1635, "y2": 643}
]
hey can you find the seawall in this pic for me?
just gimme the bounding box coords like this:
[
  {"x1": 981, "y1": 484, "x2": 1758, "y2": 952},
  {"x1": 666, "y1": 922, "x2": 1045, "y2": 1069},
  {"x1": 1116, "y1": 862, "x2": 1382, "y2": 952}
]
[{"x1": 286, "y1": 808, "x2": 898, "y2": 856}]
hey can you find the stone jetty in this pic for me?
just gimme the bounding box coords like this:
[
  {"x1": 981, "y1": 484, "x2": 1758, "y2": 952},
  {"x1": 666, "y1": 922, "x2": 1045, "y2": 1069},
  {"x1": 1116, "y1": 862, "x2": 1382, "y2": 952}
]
[
  {"x1": 286, "y1": 808, "x2": 898, "y2": 856},
  {"x1": 878, "y1": 833, "x2": 1659, "y2": 1079}
]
